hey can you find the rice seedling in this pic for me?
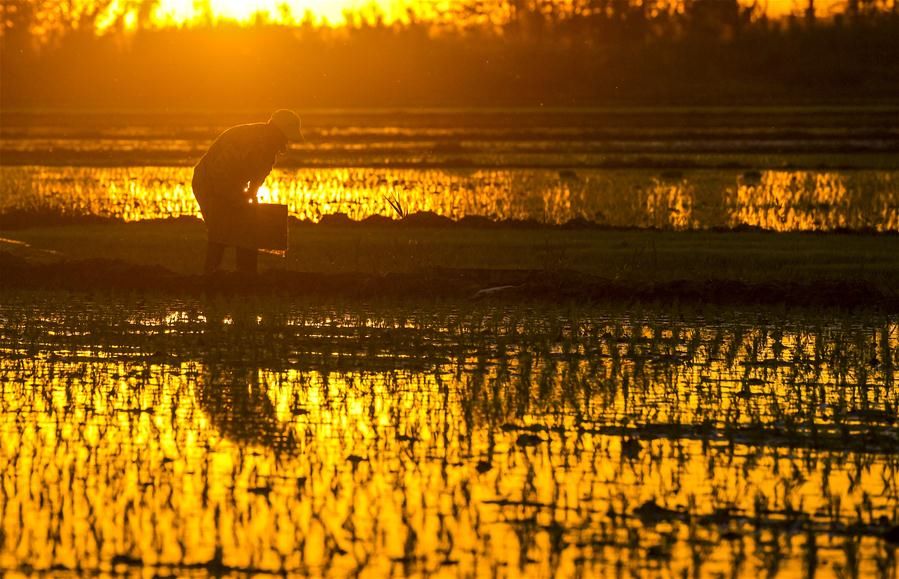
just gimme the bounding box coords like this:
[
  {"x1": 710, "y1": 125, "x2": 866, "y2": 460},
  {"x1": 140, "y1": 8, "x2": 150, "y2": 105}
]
[
  {"x1": 2, "y1": 166, "x2": 896, "y2": 231},
  {"x1": 0, "y1": 291, "x2": 896, "y2": 576}
]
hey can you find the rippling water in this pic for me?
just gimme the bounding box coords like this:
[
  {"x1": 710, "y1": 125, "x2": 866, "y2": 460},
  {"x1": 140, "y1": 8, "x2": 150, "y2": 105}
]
[
  {"x1": 1, "y1": 294, "x2": 897, "y2": 575},
  {"x1": 2, "y1": 166, "x2": 897, "y2": 231}
]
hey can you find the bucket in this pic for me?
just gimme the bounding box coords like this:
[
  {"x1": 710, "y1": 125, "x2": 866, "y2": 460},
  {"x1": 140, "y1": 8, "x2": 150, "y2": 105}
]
[{"x1": 252, "y1": 203, "x2": 289, "y2": 253}]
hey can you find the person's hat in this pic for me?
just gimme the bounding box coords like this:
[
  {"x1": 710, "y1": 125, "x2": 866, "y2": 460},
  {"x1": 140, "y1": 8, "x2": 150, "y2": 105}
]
[{"x1": 269, "y1": 109, "x2": 305, "y2": 142}]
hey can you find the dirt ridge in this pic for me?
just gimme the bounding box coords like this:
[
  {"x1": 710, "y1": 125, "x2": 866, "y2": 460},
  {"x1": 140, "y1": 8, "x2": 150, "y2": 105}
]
[
  {"x1": 2, "y1": 210, "x2": 897, "y2": 236},
  {"x1": 2, "y1": 252, "x2": 896, "y2": 311}
]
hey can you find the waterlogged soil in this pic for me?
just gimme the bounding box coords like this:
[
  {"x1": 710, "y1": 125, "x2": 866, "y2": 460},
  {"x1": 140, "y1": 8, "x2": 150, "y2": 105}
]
[{"x1": 1, "y1": 292, "x2": 898, "y2": 576}]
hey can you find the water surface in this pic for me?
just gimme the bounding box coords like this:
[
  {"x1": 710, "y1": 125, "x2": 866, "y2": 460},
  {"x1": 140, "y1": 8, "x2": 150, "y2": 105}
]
[{"x1": 2, "y1": 295, "x2": 897, "y2": 576}]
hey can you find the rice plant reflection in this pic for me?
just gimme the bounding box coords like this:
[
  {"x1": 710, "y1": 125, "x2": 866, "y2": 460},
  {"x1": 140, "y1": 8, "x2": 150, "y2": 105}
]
[{"x1": 1, "y1": 295, "x2": 897, "y2": 575}]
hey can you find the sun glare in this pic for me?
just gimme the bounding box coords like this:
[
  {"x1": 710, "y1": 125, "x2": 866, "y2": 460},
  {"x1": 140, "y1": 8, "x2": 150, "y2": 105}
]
[
  {"x1": 87, "y1": 0, "x2": 797, "y2": 31},
  {"x1": 151, "y1": 0, "x2": 417, "y2": 26}
]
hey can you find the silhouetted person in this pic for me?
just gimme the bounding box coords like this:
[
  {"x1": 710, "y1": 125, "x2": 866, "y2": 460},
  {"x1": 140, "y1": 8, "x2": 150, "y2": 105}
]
[
  {"x1": 194, "y1": 304, "x2": 298, "y2": 455},
  {"x1": 192, "y1": 110, "x2": 303, "y2": 274}
]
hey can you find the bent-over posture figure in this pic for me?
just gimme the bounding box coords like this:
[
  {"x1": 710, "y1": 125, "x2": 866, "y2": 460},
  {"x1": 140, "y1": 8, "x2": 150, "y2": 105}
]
[{"x1": 192, "y1": 109, "x2": 303, "y2": 273}]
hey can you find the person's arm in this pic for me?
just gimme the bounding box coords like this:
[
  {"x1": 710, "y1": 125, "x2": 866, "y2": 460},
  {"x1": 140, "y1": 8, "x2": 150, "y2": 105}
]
[
  {"x1": 245, "y1": 156, "x2": 275, "y2": 202},
  {"x1": 245, "y1": 178, "x2": 264, "y2": 203}
]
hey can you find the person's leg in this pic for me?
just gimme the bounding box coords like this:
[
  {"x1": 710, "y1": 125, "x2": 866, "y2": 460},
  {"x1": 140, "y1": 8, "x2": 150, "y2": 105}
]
[
  {"x1": 236, "y1": 247, "x2": 258, "y2": 274},
  {"x1": 205, "y1": 242, "x2": 226, "y2": 274}
]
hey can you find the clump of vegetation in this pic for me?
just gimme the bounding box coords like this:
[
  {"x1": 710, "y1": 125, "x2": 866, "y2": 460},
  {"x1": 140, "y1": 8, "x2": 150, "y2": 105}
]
[{"x1": 385, "y1": 192, "x2": 408, "y2": 219}]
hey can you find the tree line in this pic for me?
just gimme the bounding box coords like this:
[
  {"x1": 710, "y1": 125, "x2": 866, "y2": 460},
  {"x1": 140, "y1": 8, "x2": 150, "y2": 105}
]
[{"x1": 1, "y1": 0, "x2": 897, "y2": 108}]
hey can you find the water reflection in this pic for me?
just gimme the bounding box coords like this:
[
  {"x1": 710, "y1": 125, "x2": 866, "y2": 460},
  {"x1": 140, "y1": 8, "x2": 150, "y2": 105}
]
[
  {"x1": 730, "y1": 171, "x2": 899, "y2": 232},
  {"x1": 1, "y1": 295, "x2": 897, "y2": 575},
  {"x1": 199, "y1": 365, "x2": 298, "y2": 454},
  {"x1": 1, "y1": 166, "x2": 896, "y2": 231}
]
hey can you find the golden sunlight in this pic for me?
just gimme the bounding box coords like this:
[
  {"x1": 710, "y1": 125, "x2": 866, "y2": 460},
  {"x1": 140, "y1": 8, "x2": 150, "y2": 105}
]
[
  {"x1": 81, "y1": 0, "x2": 802, "y2": 34},
  {"x1": 150, "y1": 0, "x2": 425, "y2": 25},
  {"x1": 151, "y1": 0, "x2": 797, "y2": 26},
  {"x1": 112, "y1": 0, "x2": 801, "y2": 30}
]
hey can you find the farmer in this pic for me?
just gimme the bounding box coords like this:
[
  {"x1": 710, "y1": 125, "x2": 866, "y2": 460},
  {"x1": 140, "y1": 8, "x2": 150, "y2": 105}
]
[{"x1": 192, "y1": 109, "x2": 304, "y2": 274}]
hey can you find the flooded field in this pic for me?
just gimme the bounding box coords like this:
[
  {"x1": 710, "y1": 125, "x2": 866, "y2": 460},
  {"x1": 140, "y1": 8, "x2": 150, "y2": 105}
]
[
  {"x1": 1, "y1": 293, "x2": 898, "y2": 576},
  {"x1": 2, "y1": 166, "x2": 898, "y2": 231},
  {"x1": 2, "y1": 109, "x2": 898, "y2": 231}
]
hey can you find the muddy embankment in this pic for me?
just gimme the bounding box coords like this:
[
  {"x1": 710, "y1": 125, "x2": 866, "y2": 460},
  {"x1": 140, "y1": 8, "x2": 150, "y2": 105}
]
[
  {"x1": 2, "y1": 209, "x2": 897, "y2": 235},
  {"x1": 2, "y1": 251, "x2": 896, "y2": 311}
]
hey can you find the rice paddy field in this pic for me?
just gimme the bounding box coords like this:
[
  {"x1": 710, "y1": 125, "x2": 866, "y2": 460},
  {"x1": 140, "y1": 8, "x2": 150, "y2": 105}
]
[
  {"x1": 1, "y1": 108, "x2": 899, "y2": 577},
  {"x1": 1, "y1": 295, "x2": 897, "y2": 576},
  {"x1": 3, "y1": 165, "x2": 898, "y2": 231},
  {"x1": 2, "y1": 108, "x2": 898, "y2": 231}
]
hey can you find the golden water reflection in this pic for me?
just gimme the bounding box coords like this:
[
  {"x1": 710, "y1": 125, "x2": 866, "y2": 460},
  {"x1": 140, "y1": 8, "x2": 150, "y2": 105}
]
[
  {"x1": 1, "y1": 295, "x2": 898, "y2": 575},
  {"x1": 2, "y1": 166, "x2": 896, "y2": 231}
]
